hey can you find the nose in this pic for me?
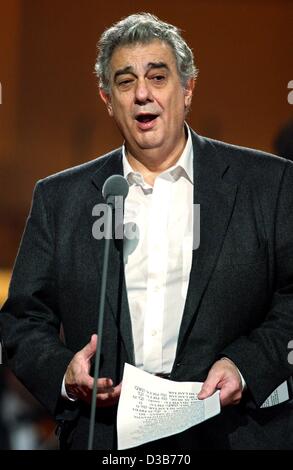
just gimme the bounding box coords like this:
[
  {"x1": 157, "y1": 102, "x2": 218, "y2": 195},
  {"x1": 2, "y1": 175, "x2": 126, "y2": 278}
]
[{"x1": 134, "y1": 79, "x2": 153, "y2": 104}]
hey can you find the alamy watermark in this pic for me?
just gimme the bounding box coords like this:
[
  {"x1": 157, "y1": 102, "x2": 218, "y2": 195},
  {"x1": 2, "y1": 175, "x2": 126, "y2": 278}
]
[
  {"x1": 92, "y1": 197, "x2": 201, "y2": 250},
  {"x1": 288, "y1": 340, "x2": 293, "y2": 365},
  {"x1": 288, "y1": 80, "x2": 293, "y2": 105}
]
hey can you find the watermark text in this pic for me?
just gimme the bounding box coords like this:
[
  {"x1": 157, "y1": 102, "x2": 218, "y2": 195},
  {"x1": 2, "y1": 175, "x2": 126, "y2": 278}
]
[
  {"x1": 92, "y1": 197, "x2": 200, "y2": 250},
  {"x1": 288, "y1": 80, "x2": 293, "y2": 105},
  {"x1": 288, "y1": 340, "x2": 293, "y2": 365}
]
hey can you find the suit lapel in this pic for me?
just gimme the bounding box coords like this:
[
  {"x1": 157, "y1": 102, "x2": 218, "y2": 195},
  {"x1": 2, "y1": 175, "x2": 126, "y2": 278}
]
[
  {"x1": 175, "y1": 132, "x2": 238, "y2": 360},
  {"x1": 89, "y1": 150, "x2": 135, "y2": 364}
]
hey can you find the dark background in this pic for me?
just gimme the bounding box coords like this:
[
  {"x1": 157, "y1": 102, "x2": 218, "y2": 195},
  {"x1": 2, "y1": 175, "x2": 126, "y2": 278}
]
[{"x1": 0, "y1": 0, "x2": 292, "y2": 449}]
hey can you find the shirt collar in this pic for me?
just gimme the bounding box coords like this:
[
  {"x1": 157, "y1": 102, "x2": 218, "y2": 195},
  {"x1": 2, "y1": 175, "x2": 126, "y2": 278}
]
[{"x1": 122, "y1": 124, "x2": 194, "y2": 186}]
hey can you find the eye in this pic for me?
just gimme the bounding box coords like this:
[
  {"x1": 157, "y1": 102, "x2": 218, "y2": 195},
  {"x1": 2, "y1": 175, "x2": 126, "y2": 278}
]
[
  {"x1": 119, "y1": 79, "x2": 132, "y2": 85},
  {"x1": 151, "y1": 75, "x2": 166, "y2": 82},
  {"x1": 149, "y1": 75, "x2": 167, "y2": 86},
  {"x1": 117, "y1": 78, "x2": 134, "y2": 89}
]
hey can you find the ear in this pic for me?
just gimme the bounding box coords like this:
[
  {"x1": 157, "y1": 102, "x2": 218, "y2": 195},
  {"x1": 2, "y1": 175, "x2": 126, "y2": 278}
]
[
  {"x1": 184, "y1": 78, "x2": 195, "y2": 110},
  {"x1": 99, "y1": 88, "x2": 113, "y2": 117}
]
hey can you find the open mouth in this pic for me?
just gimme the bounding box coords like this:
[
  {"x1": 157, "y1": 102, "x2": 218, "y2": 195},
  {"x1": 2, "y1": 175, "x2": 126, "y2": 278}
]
[
  {"x1": 135, "y1": 113, "x2": 159, "y2": 130},
  {"x1": 135, "y1": 113, "x2": 159, "y2": 124}
]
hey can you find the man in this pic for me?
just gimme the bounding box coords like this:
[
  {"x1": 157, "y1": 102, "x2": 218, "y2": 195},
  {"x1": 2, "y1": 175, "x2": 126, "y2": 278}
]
[{"x1": 1, "y1": 13, "x2": 293, "y2": 450}]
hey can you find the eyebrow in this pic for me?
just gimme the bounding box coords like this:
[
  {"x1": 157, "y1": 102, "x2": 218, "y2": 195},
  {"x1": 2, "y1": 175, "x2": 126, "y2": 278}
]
[{"x1": 114, "y1": 62, "x2": 169, "y2": 81}]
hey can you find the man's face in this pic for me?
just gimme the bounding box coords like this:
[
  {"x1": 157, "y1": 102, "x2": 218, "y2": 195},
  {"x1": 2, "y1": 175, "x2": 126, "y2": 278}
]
[{"x1": 100, "y1": 40, "x2": 194, "y2": 158}]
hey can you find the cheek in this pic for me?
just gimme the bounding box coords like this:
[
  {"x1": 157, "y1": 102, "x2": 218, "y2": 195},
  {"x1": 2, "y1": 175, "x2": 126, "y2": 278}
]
[
  {"x1": 167, "y1": 101, "x2": 186, "y2": 121},
  {"x1": 112, "y1": 107, "x2": 127, "y2": 125},
  {"x1": 166, "y1": 91, "x2": 186, "y2": 113}
]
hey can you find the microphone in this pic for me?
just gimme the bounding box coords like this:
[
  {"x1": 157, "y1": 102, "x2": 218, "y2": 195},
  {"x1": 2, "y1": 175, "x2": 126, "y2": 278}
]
[
  {"x1": 88, "y1": 175, "x2": 128, "y2": 450},
  {"x1": 102, "y1": 174, "x2": 129, "y2": 206}
]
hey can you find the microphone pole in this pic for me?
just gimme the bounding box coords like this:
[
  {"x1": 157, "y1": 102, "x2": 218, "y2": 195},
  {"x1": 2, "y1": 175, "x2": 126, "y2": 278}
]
[{"x1": 88, "y1": 175, "x2": 129, "y2": 450}]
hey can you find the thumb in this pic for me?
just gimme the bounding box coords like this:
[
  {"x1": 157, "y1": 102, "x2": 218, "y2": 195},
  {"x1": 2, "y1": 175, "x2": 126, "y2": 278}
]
[
  {"x1": 198, "y1": 371, "x2": 219, "y2": 400},
  {"x1": 81, "y1": 334, "x2": 98, "y2": 360}
]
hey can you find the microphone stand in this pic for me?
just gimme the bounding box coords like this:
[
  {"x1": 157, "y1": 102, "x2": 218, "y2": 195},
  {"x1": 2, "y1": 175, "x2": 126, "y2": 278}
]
[{"x1": 88, "y1": 203, "x2": 113, "y2": 450}]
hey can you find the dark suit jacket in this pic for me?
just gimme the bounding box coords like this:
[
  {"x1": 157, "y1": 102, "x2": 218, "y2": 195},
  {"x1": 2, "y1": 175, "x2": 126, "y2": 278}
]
[{"x1": 1, "y1": 130, "x2": 293, "y2": 449}]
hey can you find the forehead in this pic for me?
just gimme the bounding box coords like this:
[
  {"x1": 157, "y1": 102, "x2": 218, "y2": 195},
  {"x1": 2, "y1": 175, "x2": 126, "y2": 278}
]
[{"x1": 109, "y1": 40, "x2": 177, "y2": 73}]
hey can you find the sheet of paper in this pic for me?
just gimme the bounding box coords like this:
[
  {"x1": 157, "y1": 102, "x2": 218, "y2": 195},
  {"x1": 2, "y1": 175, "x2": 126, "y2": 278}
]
[
  {"x1": 261, "y1": 381, "x2": 289, "y2": 408},
  {"x1": 117, "y1": 363, "x2": 220, "y2": 450}
]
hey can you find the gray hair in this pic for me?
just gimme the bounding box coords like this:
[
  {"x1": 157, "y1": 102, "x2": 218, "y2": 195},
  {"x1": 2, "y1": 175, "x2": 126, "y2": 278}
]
[{"x1": 95, "y1": 13, "x2": 198, "y2": 94}]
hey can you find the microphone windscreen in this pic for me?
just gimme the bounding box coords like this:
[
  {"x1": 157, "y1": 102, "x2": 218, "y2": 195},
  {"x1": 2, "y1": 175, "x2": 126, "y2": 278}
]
[{"x1": 102, "y1": 175, "x2": 129, "y2": 204}]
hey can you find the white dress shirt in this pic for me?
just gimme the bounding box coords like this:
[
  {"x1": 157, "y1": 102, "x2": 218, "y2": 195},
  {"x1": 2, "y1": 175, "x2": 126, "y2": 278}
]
[{"x1": 123, "y1": 127, "x2": 194, "y2": 374}]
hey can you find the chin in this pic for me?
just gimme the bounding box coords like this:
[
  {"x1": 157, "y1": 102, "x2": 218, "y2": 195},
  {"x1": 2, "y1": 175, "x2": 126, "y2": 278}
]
[
  {"x1": 137, "y1": 137, "x2": 164, "y2": 149},
  {"x1": 138, "y1": 144, "x2": 163, "y2": 151}
]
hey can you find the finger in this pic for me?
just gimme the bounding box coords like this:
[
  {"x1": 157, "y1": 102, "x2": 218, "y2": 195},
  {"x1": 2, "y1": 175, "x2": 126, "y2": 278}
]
[
  {"x1": 220, "y1": 387, "x2": 242, "y2": 407},
  {"x1": 112, "y1": 383, "x2": 122, "y2": 397},
  {"x1": 96, "y1": 384, "x2": 122, "y2": 407},
  {"x1": 98, "y1": 382, "x2": 122, "y2": 398},
  {"x1": 97, "y1": 377, "x2": 114, "y2": 390},
  {"x1": 81, "y1": 376, "x2": 113, "y2": 391},
  {"x1": 115, "y1": 382, "x2": 122, "y2": 394},
  {"x1": 81, "y1": 382, "x2": 121, "y2": 407},
  {"x1": 81, "y1": 334, "x2": 97, "y2": 361},
  {"x1": 219, "y1": 381, "x2": 242, "y2": 407},
  {"x1": 198, "y1": 370, "x2": 221, "y2": 399},
  {"x1": 76, "y1": 378, "x2": 115, "y2": 402},
  {"x1": 98, "y1": 383, "x2": 121, "y2": 398},
  {"x1": 67, "y1": 375, "x2": 115, "y2": 404}
]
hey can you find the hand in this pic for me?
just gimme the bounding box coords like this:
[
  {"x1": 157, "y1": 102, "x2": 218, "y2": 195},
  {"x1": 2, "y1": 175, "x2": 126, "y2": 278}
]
[
  {"x1": 197, "y1": 357, "x2": 243, "y2": 407},
  {"x1": 64, "y1": 334, "x2": 121, "y2": 407}
]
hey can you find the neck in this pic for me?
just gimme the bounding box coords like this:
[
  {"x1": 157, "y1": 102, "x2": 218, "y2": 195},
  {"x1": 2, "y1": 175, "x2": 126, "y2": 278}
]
[{"x1": 126, "y1": 129, "x2": 187, "y2": 186}]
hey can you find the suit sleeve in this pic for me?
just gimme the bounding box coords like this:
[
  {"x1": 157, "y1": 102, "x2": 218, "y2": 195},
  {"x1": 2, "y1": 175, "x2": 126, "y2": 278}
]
[
  {"x1": 0, "y1": 181, "x2": 74, "y2": 416},
  {"x1": 221, "y1": 160, "x2": 293, "y2": 407}
]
